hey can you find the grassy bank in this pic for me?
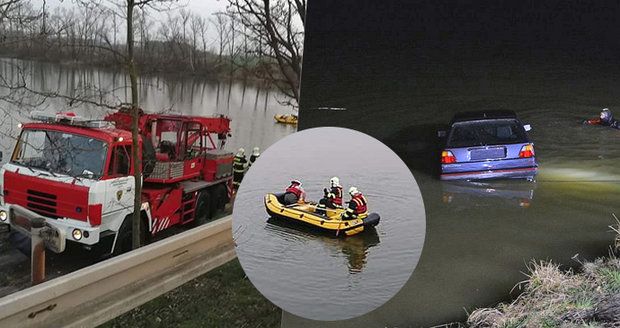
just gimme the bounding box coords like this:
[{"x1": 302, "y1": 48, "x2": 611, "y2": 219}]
[
  {"x1": 465, "y1": 224, "x2": 620, "y2": 328},
  {"x1": 100, "y1": 259, "x2": 280, "y2": 328}
]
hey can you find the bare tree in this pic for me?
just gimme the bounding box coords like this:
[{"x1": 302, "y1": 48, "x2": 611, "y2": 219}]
[
  {"x1": 211, "y1": 11, "x2": 231, "y2": 65},
  {"x1": 123, "y1": 0, "x2": 178, "y2": 249},
  {"x1": 227, "y1": 0, "x2": 305, "y2": 107}
]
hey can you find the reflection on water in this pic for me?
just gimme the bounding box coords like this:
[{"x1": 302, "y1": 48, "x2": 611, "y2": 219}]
[
  {"x1": 266, "y1": 217, "x2": 381, "y2": 274},
  {"x1": 0, "y1": 58, "x2": 296, "y2": 157},
  {"x1": 441, "y1": 180, "x2": 536, "y2": 209}
]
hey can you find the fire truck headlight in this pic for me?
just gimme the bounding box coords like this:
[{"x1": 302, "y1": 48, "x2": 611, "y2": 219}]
[
  {"x1": 0, "y1": 211, "x2": 6, "y2": 222},
  {"x1": 72, "y1": 229, "x2": 82, "y2": 240}
]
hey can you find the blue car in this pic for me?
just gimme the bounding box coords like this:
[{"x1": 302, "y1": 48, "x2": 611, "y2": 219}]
[{"x1": 439, "y1": 110, "x2": 538, "y2": 181}]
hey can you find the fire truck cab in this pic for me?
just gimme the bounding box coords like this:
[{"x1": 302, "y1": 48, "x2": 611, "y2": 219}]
[{"x1": 0, "y1": 109, "x2": 233, "y2": 255}]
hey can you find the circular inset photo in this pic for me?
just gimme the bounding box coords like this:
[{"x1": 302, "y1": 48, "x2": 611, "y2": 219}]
[{"x1": 232, "y1": 127, "x2": 426, "y2": 321}]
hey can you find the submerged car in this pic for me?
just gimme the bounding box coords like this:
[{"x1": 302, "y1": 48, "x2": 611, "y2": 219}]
[{"x1": 439, "y1": 110, "x2": 538, "y2": 181}]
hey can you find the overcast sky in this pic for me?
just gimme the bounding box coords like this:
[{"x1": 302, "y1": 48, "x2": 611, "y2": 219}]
[
  {"x1": 33, "y1": 0, "x2": 228, "y2": 15},
  {"x1": 29, "y1": 0, "x2": 231, "y2": 48}
]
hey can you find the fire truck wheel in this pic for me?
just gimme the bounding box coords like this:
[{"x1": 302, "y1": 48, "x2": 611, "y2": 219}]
[
  {"x1": 194, "y1": 191, "x2": 212, "y2": 226},
  {"x1": 113, "y1": 214, "x2": 147, "y2": 256},
  {"x1": 213, "y1": 184, "x2": 228, "y2": 212}
]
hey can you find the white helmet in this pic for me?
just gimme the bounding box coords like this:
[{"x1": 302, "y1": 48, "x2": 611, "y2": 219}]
[
  {"x1": 252, "y1": 147, "x2": 260, "y2": 156},
  {"x1": 330, "y1": 176, "x2": 340, "y2": 187},
  {"x1": 601, "y1": 108, "x2": 613, "y2": 122},
  {"x1": 348, "y1": 186, "x2": 358, "y2": 195},
  {"x1": 291, "y1": 179, "x2": 302, "y2": 187},
  {"x1": 237, "y1": 148, "x2": 245, "y2": 156}
]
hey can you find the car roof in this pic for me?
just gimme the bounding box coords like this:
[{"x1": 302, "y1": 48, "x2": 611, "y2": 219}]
[{"x1": 451, "y1": 110, "x2": 518, "y2": 123}]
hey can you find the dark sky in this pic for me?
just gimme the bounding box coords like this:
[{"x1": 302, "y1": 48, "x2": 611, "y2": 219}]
[{"x1": 305, "y1": 1, "x2": 620, "y2": 53}]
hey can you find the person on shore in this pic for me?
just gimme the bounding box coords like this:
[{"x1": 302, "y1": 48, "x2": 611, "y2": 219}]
[
  {"x1": 342, "y1": 187, "x2": 368, "y2": 220},
  {"x1": 232, "y1": 148, "x2": 248, "y2": 191},
  {"x1": 248, "y1": 147, "x2": 260, "y2": 168},
  {"x1": 282, "y1": 180, "x2": 305, "y2": 205},
  {"x1": 583, "y1": 108, "x2": 620, "y2": 129},
  {"x1": 317, "y1": 177, "x2": 344, "y2": 215}
]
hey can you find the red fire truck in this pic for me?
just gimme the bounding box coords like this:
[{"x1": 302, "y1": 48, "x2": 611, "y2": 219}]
[{"x1": 0, "y1": 107, "x2": 234, "y2": 255}]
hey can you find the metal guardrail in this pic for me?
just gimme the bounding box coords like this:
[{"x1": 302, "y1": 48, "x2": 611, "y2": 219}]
[{"x1": 0, "y1": 216, "x2": 235, "y2": 328}]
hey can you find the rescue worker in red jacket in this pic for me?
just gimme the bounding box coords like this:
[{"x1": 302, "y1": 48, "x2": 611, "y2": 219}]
[
  {"x1": 342, "y1": 186, "x2": 368, "y2": 220},
  {"x1": 316, "y1": 177, "x2": 344, "y2": 215},
  {"x1": 583, "y1": 108, "x2": 620, "y2": 129},
  {"x1": 282, "y1": 180, "x2": 305, "y2": 205}
]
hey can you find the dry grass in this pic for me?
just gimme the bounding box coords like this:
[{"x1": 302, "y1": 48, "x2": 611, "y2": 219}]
[{"x1": 467, "y1": 223, "x2": 620, "y2": 328}]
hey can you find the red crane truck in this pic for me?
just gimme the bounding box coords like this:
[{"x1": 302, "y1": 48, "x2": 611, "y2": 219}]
[{"x1": 0, "y1": 107, "x2": 234, "y2": 255}]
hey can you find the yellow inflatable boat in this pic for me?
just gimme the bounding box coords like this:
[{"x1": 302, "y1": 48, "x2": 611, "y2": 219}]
[
  {"x1": 274, "y1": 114, "x2": 298, "y2": 125},
  {"x1": 264, "y1": 193, "x2": 380, "y2": 236}
]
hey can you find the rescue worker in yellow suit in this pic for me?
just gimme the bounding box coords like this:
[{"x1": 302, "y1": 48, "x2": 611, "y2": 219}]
[
  {"x1": 342, "y1": 187, "x2": 368, "y2": 220},
  {"x1": 232, "y1": 148, "x2": 248, "y2": 191}
]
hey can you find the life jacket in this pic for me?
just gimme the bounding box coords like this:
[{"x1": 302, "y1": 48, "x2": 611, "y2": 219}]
[
  {"x1": 285, "y1": 184, "x2": 303, "y2": 198},
  {"x1": 350, "y1": 193, "x2": 368, "y2": 215},
  {"x1": 330, "y1": 186, "x2": 343, "y2": 206},
  {"x1": 233, "y1": 155, "x2": 247, "y2": 173}
]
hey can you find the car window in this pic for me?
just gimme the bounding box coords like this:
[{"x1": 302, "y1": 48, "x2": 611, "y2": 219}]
[{"x1": 447, "y1": 119, "x2": 528, "y2": 148}]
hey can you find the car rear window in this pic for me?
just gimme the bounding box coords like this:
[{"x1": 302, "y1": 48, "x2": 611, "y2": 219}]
[{"x1": 447, "y1": 119, "x2": 528, "y2": 148}]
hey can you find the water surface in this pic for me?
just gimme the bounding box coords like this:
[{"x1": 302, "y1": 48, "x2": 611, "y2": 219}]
[
  {"x1": 0, "y1": 58, "x2": 296, "y2": 157},
  {"x1": 288, "y1": 39, "x2": 620, "y2": 326},
  {"x1": 233, "y1": 127, "x2": 425, "y2": 321}
]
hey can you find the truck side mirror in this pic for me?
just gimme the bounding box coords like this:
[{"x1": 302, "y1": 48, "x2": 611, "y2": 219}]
[
  {"x1": 523, "y1": 124, "x2": 532, "y2": 132},
  {"x1": 437, "y1": 130, "x2": 447, "y2": 138}
]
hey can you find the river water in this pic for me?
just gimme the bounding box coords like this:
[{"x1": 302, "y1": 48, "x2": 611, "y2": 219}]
[
  {"x1": 0, "y1": 58, "x2": 296, "y2": 158},
  {"x1": 233, "y1": 128, "x2": 425, "y2": 321},
  {"x1": 288, "y1": 39, "x2": 620, "y2": 326}
]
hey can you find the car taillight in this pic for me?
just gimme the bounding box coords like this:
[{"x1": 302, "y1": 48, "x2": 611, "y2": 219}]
[
  {"x1": 519, "y1": 144, "x2": 535, "y2": 158},
  {"x1": 441, "y1": 150, "x2": 456, "y2": 164},
  {"x1": 88, "y1": 204, "x2": 103, "y2": 226}
]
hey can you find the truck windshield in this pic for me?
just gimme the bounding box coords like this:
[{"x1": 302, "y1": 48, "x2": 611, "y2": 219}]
[
  {"x1": 447, "y1": 119, "x2": 528, "y2": 148},
  {"x1": 12, "y1": 129, "x2": 108, "y2": 179}
]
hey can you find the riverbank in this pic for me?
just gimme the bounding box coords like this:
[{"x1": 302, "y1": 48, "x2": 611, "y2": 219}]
[
  {"x1": 100, "y1": 259, "x2": 280, "y2": 328},
  {"x1": 0, "y1": 54, "x2": 275, "y2": 89},
  {"x1": 465, "y1": 224, "x2": 620, "y2": 328}
]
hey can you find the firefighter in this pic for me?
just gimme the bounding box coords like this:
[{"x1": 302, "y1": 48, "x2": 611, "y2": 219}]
[
  {"x1": 342, "y1": 186, "x2": 368, "y2": 220},
  {"x1": 583, "y1": 108, "x2": 620, "y2": 129},
  {"x1": 282, "y1": 179, "x2": 305, "y2": 205},
  {"x1": 317, "y1": 177, "x2": 344, "y2": 215},
  {"x1": 232, "y1": 148, "x2": 248, "y2": 191},
  {"x1": 248, "y1": 147, "x2": 260, "y2": 168}
]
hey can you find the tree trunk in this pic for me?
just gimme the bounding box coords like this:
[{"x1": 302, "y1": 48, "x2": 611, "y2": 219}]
[{"x1": 126, "y1": 0, "x2": 142, "y2": 250}]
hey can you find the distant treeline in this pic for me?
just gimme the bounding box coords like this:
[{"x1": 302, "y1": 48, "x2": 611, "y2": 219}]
[{"x1": 0, "y1": 4, "x2": 277, "y2": 80}]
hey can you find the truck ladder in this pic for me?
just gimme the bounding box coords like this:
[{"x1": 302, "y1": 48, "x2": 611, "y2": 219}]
[{"x1": 181, "y1": 192, "x2": 198, "y2": 224}]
